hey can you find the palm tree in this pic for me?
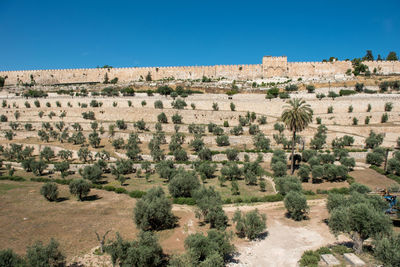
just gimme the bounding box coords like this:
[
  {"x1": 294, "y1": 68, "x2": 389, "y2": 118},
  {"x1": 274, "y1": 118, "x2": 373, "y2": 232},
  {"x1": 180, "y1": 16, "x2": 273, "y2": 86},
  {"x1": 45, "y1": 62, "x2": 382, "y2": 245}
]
[{"x1": 281, "y1": 98, "x2": 313, "y2": 174}]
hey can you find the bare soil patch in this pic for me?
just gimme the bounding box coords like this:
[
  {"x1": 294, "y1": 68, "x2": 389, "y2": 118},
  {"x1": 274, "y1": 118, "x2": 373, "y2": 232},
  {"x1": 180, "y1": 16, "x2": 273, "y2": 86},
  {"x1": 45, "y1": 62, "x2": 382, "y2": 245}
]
[
  {"x1": 350, "y1": 168, "x2": 399, "y2": 191},
  {"x1": 0, "y1": 180, "x2": 200, "y2": 261},
  {"x1": 225, "y1": 200, "x2": 347, "y2": 267}
]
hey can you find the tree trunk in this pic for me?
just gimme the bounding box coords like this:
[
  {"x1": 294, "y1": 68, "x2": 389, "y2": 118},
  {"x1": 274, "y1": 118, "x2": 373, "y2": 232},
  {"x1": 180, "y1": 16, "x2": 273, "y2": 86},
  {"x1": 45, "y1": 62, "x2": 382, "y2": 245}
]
[
  {"x1": 291, "y1": 130, "x2": 296, "y2": 174},
  {"x1": 351, "y1": 232, "x2": 364, "y2": 254}
]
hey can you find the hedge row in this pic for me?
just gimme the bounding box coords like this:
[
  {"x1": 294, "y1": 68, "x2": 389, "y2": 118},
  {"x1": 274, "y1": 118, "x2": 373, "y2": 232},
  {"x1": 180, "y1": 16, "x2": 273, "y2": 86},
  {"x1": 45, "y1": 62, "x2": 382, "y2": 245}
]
[
  {"x1": 316, "y1": 187, "x2": 350, "y2": 195},
  {"x1": 339, "y1": 89, "x2": 357, "y2": 96},
  {"x1": 173, "y1": 197, "x2": 196, "y2": 205},
  {"x1": 0, "y1": 176, "x2": 26, "y2": 182},
  {"x1": 12, "y1": 176, "x2": 148, "y2": 199},
  {"x1": 224, "y1": 194, "x2": 284, "y2": 204}
]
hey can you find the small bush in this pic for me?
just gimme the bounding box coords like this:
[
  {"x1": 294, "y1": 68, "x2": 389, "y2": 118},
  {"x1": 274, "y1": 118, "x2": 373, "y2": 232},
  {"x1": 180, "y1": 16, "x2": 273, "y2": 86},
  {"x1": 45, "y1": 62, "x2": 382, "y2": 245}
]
[
  {"x1": 212, "y1": 102, "x2": 219, "y2": 111},
  {"x1": 381, "y1": 113, "x2": 389, "y2": 123},
  {"x1": 355, "y1": 83, "x2": 364, "y2": 92},
  {"x1": 385, "y1": 102, "x2": 393, "y2": 112},
  {"x1": 40, "y1": 182, "x2": 59, "y2": 201},
  {"x1": 154, "y1": 100, "x2": 163, "y2": 109},
  {"x1": 216, "y1": 135, "x2": 230, "y2": 146},
  {"x1": 172, "y1": 113, "x2": 182, "y2": 124},
  {"x1": 129, "y1": 190, "x2": 146, "y2": 198},
  {"x1": 306, "y1": 85, "x2": 315, "y2": 93},
  {"x1": 299, "y1": 250, "x2": 320, "y2": 267},
  {"x1": 157, "y1": 112, "x2": 168, "y2": 123}
]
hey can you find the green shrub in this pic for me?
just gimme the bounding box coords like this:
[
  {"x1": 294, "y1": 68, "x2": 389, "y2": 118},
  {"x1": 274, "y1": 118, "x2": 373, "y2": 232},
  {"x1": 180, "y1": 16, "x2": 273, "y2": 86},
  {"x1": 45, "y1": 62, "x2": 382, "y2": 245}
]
[
  {"x1": 216, "y1": 135, "x2": 230, "y2": 146},
  {"x1": 349, "y1": 182, "x2": 371, "y2": 194},
  {"x1": 172, "y1": 113, "x2": 182, "y2": 124},
  {"x1": 373, "y1": 233, "x2": 400, "y2": 267},
  {"x1": 40, "y1": 182, "x2": 59, "y2": 201},
  {"x1": 299, "y1": 250, "x2": 320, "y2": 267},
  {"x1": 0, "y1": 248, "x2": 25, "y2": 266},
  {"x1": 272, "y1": 161, "x2": 287, "y2": 177},
  {"x1": 381, "y1": 113, "x2": 389, "y2": 123},
  {"x1": 173, "y1": 197, "x2": 196, "y2": 205},
  {"x1": 355, "y1": 83, "x2": 364, "y2": 92},
  {"x1": 339, "y1": 89, "x2": 357, "y2": 96},
  {"x1": 154, "y1": 100, "x2": 163, "y2": 109},
  {"x1": 385, "y1": 102, "x2": 393, "y2": 112},
  {"x1": 129, "y1": 190, "x2": 146, "y2": 198},
  {"x1": 365, "y1": 130, "x2": 384, "y2": 149},
  {"x1": 105, "y1": 231, "x2": 163, "y2": 267},
  {"x1": 316, "y1": 247, "x2": 331, "y2": 255},
  {"x1": 331, "y1": 245, "x2": 353, "y2": 255},
  {"x1": 184, "y1": 230, "x2": 234, "y2": 265},
  {"x1": 115, "y1": 187, "x2": 127, "y2": 194},
  {"x1": 366, "y1": 151, "x2": 384, "y2": 166},
  {"x1": 172, "y1": 99, "x2": 187, "y2": 109},
  {"x1": 26, "y1": 239, "x2": 65, "y2": 267},
  {"x1": 226, "y1": 148, "x2": 239, "y2": 161},
  {"x1": 275, "y1": 175, "x2": 302, "y2": 195},
  {"x1": 306, "y1": 85, "x2": 315, "y2": 93}
]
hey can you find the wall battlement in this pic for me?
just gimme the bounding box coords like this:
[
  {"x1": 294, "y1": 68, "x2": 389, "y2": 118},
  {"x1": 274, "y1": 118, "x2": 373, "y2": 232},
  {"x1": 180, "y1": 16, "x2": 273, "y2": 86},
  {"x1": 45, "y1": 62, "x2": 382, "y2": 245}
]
[{"x1": 0, "y1": 56, "x2": 399, "y2": 85}]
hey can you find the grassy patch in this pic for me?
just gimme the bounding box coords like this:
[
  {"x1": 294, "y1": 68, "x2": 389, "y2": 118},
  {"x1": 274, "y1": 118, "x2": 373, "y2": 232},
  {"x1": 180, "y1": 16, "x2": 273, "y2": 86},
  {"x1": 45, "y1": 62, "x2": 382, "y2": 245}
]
[{"x1": 0, "y1": 183, "x2": 25, "y2": 195}]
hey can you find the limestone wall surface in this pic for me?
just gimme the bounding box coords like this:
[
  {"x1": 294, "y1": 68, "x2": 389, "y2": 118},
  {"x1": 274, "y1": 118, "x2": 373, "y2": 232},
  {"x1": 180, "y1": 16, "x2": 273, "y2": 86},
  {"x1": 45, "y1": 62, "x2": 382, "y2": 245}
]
[{"x1": 0, "y1": 56, "x2": 399, "y2": 85}]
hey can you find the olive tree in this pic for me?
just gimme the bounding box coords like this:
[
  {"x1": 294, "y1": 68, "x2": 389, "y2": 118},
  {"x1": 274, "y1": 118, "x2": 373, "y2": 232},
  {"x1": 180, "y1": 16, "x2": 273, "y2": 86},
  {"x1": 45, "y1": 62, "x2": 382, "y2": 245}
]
[
  {"x1": 133, "y1": 187, "x2": 177, "y2": 231},
  {"x1": 168, "y1": 169, "x2": 200, "y2": 198},
  {"x1": 54, "y1": 161, "x2": 70, "y2": 178},
  {"x1": 181, "y1": 230, "x2": 234, "y2": 266},
  {"x1": 232, "y1": 209, "x2": 267, "y2": 240},
  {"x1": 327, "y1": 192, "x2": 392, "y2": 254},
  {"x1": 275, "y1": 175, "x2": 302, "y2": 195},
  {"x1": 105, "y1": 231, "x2": 164, "y2": 267},
  {"x1": 284, "y1": 191, "x2": 309, "y2": 221},
  {"x1": 79, "y1": 165, "x2": 102, "y2": 183},
  {"x1": 373, "y1": 233, "x2": 400, "y2": 267},
  {"x1": 69, "y1": 179, "x2": 91, "y2": 201},
  {"x1": 26, "y1": 239, "x2": 65, "y2": 267},
  {"x1": 193, "y1": 186, "x2": 228, "y2": 230}
]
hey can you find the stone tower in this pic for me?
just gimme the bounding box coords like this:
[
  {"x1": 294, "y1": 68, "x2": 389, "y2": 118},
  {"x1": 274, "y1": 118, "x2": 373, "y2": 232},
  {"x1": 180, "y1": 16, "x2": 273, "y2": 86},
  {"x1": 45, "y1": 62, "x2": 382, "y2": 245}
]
[{"x1": 262, "y1": 56, "x2": 288, "y2": 78}]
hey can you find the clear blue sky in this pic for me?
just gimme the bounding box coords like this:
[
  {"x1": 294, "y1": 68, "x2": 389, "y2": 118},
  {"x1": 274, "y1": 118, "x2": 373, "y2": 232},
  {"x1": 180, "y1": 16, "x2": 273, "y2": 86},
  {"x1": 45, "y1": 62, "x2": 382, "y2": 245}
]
[{"x1": 0, "y1": 0, "x2": 399, "y2": 70}]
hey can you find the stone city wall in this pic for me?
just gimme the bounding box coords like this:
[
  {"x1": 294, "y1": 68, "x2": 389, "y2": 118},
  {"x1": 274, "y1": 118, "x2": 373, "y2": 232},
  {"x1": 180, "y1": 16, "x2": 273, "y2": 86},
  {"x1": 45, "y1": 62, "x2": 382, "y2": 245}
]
[{"x1": 0, "y1": 56, "x2": 399, "y2": 85}]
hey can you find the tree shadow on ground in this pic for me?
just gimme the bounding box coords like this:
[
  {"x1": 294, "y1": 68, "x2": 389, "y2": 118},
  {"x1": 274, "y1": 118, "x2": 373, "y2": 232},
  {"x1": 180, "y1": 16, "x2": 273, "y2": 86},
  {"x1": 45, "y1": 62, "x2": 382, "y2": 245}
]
[
  {"x1": 82, "y1": 194, "x2": 102, "y2": 201},
  {"x1": 227, "y1": 252, "x2": 241, "y2": 264},
  {"x1": 255, "y1": 231, "x2": 269, "y2": 240},
  {"x1": 56, "y1": 197, "x2": 69, "y2": 202}
]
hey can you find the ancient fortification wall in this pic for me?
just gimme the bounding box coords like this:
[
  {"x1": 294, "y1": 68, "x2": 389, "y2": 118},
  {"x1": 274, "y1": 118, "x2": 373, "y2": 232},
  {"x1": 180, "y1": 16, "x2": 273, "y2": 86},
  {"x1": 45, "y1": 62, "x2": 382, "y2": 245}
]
[{"x1": 0, "y1": 56, "x2": 399, "y2": 85}]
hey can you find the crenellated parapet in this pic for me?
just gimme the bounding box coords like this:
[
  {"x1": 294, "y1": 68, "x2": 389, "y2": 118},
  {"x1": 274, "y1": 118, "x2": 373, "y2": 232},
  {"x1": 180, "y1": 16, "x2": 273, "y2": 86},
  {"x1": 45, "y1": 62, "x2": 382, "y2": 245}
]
[{"x1": 0, "y1": 56, "x2": 399, "y2": 85}]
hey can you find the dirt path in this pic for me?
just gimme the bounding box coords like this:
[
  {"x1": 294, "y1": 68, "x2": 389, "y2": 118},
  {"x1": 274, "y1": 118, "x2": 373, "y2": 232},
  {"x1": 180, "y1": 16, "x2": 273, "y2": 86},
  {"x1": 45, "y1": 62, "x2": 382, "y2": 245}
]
[{"x1": 226, "y1": 200, "x2": 344, "y2": 267}]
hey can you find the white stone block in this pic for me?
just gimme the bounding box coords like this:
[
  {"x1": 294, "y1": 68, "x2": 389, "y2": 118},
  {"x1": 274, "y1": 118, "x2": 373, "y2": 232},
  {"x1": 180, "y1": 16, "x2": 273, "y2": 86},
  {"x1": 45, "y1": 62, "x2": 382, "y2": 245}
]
[
  {"x1": 321, "y1": 254, "x2": 341, "y2": 266},
  {"x1": 343, "y1": 253, "x2": 365, "y2": 266}
]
